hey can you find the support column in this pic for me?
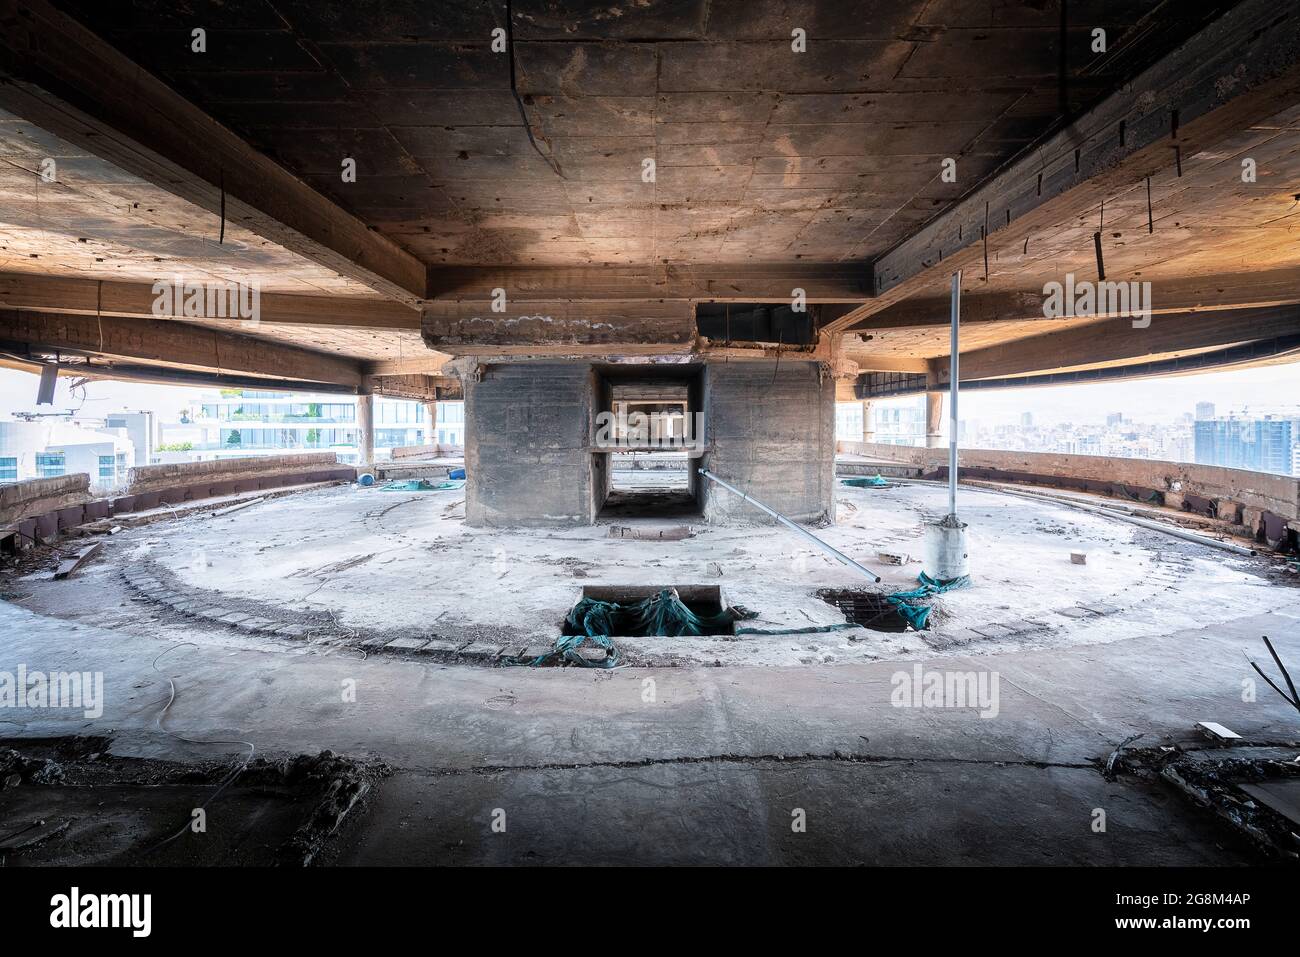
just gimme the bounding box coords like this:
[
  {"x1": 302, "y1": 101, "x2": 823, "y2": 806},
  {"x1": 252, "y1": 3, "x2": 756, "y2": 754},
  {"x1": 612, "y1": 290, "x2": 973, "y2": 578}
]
[
  {"x1": 701, "y1": 360, "x2": 835, "y2": 524},
  {"x1": 860, "y1": 399, "x2": 875, "y2": 444},
  {"x1": 424, "y1": 398, "x2": 439, "y2": 447},
  {"x1": 357, "y1": 392, "x2": 375, "y2": 466},
  {"x1": 924, "y1": 390, "x2": 943, "y2": 448}
]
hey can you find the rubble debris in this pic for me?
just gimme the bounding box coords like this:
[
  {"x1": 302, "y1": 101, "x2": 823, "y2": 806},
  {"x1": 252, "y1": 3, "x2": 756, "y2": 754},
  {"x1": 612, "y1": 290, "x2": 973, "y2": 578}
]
[
  {"x1": 1070, "y1": 551, "x2": 1087, "y2": 565},
  {"x1": 53, "y1": 541, "x2": 100, "y2": 580},
  {"x1": 1196, "y1": 721, "x2": 1242, "y2": 743},
  {"x1": 1113, "y1": 742, "x2": 1300, "y2": 860}
]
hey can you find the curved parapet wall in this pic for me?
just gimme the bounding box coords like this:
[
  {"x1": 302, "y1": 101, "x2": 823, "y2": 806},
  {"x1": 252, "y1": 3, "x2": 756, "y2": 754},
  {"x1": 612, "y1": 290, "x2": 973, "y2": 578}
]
[{"x1": 839, "y1": 441, "x2": 1300, "y2": 550}]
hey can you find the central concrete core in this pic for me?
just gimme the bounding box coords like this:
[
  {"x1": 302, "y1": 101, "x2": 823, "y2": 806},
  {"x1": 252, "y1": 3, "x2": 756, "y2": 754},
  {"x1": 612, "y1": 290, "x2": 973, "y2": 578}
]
[{"x1": 464, "y1": 359, "x2": 835, "y2": 527}]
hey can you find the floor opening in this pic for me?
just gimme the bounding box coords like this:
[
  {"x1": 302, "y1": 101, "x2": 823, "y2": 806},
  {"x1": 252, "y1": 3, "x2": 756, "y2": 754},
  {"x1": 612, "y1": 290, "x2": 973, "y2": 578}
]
[
  {"x1": 818, "y1": 589, "x2": 916, "y2": 632},
  {"x1": 564, "y1": 585, "x2": 736, "y2": 637}
]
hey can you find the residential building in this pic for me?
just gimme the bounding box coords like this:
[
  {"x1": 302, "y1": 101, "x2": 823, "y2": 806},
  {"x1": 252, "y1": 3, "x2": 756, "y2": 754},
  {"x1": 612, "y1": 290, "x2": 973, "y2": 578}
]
[
  {"x1": 0, "y1": 418, "x2": 135, "y2": 490},
  {"x1": 167, "y1": 390, "x2": 466, "y2": 464}
]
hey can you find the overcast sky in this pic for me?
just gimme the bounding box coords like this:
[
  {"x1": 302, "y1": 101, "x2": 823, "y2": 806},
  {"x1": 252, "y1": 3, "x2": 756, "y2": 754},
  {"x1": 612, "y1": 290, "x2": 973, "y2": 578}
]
[{"x1": 2, "y1": 360, "x2": 1297, "y2": 426}]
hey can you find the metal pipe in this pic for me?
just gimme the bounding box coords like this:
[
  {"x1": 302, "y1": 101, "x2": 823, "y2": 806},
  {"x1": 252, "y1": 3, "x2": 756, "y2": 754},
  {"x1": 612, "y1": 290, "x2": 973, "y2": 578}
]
[
  {"x1": 948, "y1": 270, "x2": 961, "y2": 518},
  {"x1": 697, "y1": 468, "x2": 882, "y2": 582}
]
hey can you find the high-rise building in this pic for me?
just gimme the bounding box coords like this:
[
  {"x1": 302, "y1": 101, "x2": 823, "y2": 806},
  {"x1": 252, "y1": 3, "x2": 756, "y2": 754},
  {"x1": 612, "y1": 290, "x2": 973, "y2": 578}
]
[
  {"x1": 1194, "y1": 415, "x2": 1295, "y2": 475},
  {"x1": 1195, "y1": 402, "x2": 1215, "y2": 420}
]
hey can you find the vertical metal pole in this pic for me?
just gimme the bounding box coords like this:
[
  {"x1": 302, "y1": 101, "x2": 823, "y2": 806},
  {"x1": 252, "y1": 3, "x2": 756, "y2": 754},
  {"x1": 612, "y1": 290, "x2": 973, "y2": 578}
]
[{"x1": 948, "y1": 270, "x2": 961, "y2": 518}]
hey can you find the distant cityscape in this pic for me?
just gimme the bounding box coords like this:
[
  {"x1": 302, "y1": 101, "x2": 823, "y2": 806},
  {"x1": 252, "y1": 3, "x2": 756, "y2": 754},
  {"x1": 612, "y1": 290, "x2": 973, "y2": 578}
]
[
  {"x1": 837, "y1": 398, "x2": 1300, "y2": 477},
  {"x1": 5, "y1": 383, "x2": 1300, "y2": 491}
]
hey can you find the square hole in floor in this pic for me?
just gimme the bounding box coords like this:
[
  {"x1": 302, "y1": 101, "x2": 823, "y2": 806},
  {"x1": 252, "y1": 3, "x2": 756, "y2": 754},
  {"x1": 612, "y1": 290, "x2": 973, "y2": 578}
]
[
  {"x1": 564, "y1": 585, "x2": 735, "y2": 637},
  {"x1": 818, "y1": 589, "x2": 915, "y2": 632}
]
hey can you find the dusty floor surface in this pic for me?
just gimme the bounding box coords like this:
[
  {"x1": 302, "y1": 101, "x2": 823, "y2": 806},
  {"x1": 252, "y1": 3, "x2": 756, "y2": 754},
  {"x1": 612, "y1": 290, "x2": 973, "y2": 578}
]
[
  {"x1": 1, "y1": 477, "x2": 1298, "y2": 864},
  {"x1": 6, "y1": 477, "x2": 1290, "y2": 667}
]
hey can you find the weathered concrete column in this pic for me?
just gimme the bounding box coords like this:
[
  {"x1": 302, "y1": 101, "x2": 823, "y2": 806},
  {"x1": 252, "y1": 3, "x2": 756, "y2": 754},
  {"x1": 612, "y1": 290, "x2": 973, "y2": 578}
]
[
  {"x1": 925, "y1": 390, "x2": 944, "y2": 448},
  {"x1": 701, "y1": 360, "x2": 835, "y2": 524},
  {"x1": 464, "y1": 363, "x2": 595, "y2": 527},
  {"x1": 356, "y1": 392, "x2": 375, "y2": 466},
  {"x1": 424, "y1": 399, "x2": 438, "y2": 447},
  {"x1": 861, "y1": 399, "x2": 875, "y2": 443}
]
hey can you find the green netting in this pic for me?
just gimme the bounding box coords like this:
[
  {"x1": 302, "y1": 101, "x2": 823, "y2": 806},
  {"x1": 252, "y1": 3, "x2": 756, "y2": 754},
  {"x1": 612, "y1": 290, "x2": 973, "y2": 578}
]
[
  {"x1": 380, "y1": 479, "x2": 463, "y2": 491},
  {"x1": 842, "y1": 475, "x2": 890, "y2": 488},
  {"x1": 886, "y1": 571, "x2": 971, "y2": 629},
  {"x1": 509, "y1": 589, "x2": 751, "y2": 668},
  {"x1": 566, "y1": 588, "x2": 743, "y2": 638}
]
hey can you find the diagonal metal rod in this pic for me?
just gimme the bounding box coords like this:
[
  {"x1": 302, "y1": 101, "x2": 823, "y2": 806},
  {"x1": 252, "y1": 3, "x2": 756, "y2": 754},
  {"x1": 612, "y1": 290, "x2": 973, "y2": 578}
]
[{"x1": 697, "y1": 468, "x2": 882, "y2": 582}]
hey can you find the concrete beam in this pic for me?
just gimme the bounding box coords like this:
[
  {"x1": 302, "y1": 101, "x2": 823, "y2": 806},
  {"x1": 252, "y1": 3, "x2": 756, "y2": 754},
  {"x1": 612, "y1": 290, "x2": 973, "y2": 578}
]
[
  {"x1": 0, "y1": 310, "x2": 362, "y2": 386},
  {"x1": 0, "y1": 0, "x2": 427, "y2": 304},
  {"x1": 934, "y1": 305, "x2": 1300, "y2": 384},
  {"x1": 0, "y1": 273, "x2": 420, "y2": 330},
  {"x1": 843, "y1": 267, "x2": 1300, "y2": 334},
  {"x1": 427, "y1": 264, "x2": 870, "y2": 303},
  {"x1": 422, "y1": 300, "x2": 697, "y2": 354},
  {"x1": 824, "y1": 0, "x2": 1300, "y2": 336},
  {"x1": 365, "y1": 373, "x2": 458, "y2": 402}
]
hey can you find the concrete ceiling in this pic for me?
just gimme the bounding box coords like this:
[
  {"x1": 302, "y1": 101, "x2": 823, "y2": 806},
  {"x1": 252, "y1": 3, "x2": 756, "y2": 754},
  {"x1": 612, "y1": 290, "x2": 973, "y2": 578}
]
[
  {"x1": 51, "y1": 0, "x2": 1229, "y2": 267},
  {"x1": 0, "y1": 0, "x2": 1297, "y2": 395}
]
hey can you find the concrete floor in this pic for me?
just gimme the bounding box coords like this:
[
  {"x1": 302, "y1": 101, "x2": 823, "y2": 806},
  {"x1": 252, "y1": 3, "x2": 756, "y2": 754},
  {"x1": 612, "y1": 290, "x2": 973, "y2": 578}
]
[{"x1": 1, "y1": 478, "x2": 1298, "y2": 864}]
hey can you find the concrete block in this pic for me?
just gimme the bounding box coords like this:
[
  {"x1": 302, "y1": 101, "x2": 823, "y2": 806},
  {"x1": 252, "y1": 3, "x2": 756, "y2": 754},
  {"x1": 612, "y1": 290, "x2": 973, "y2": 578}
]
[
  {"x1": 419, "y1": 638, "x2": 466, "y2": 653},
  {"x1": 1079, "y1": 603, "x2": 1120, "y2": 616},
  {"x1": 218, "y1": 612, "x2": 252, "y2": 625},
  {"x1": 969, "y1": 622, "x2": 1015, "y2": 639},
  {"x1": 275, "y1": 624, "x2": 310, "y2": 639},
  {"x1": 521, "y1": 645, "x2": 554, "y2": 660},
  {"x1": 385, "y1": 637, "x2": 428, "y2": 650},
  {"x1": 459, "y1": 641, "x2": 503, "y2": 658},
  {"x1": 197, "y1": 607, "x2": 231, "y2": 620},
  {"x1": 1055, "y1": 606, "x2": 1093, "y2": 619},
  {"x1": 1215, "y1": 499, "x2": 1243, "y2": 523},
  {"x1": 235, "y1": 617, "x2": 275, "y2": 632}
]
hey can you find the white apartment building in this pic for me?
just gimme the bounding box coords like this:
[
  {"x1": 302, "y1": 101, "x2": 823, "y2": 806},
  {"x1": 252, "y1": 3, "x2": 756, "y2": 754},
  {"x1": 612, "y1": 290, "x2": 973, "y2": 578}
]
[
  {"x1": 166, "y1": 390, "x2": 465, "y2": 464},
  {"x1": 0, "y1": 418, "x2": 135, "y2": 491}
]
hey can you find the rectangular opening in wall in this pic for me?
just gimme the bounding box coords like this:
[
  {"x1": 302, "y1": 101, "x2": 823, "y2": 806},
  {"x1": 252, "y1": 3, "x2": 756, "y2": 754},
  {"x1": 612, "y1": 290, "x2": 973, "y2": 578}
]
[{"x1": 593, "y1": 365, "x2": 704, "y2": 520}]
